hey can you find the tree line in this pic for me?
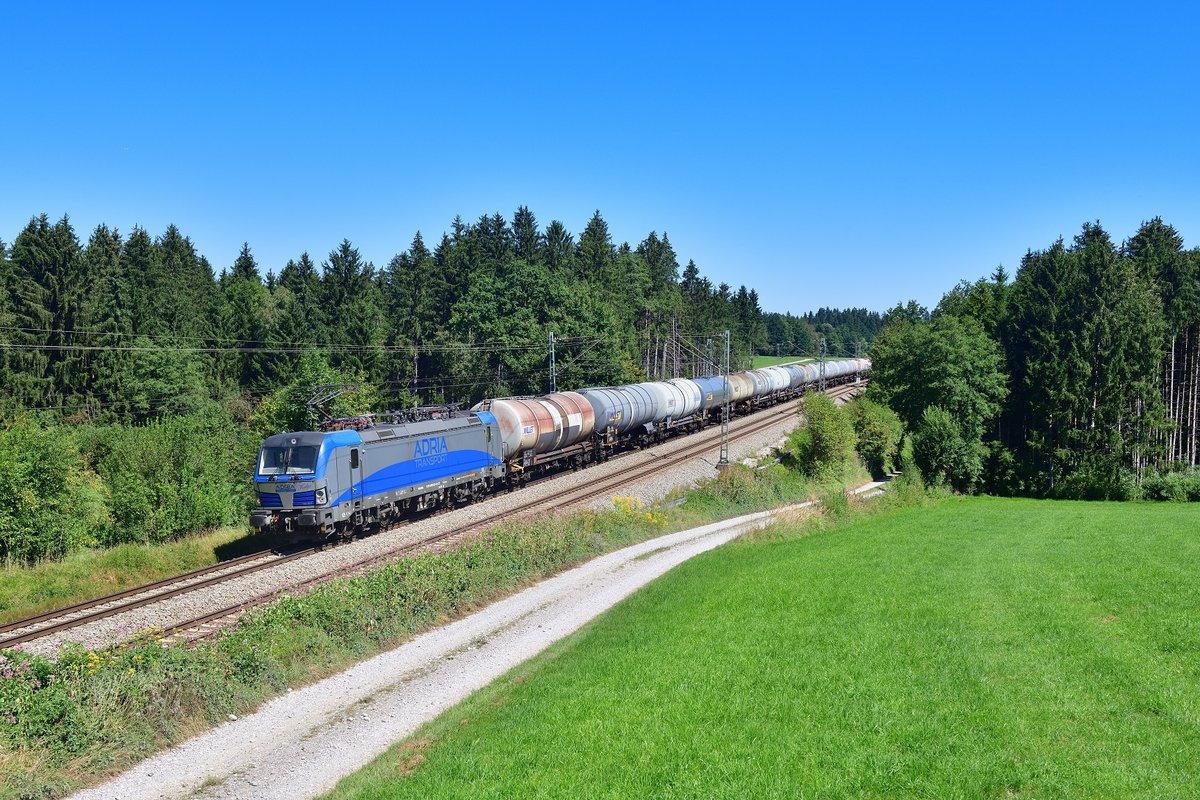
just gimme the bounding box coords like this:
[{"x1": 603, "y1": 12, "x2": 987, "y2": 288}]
[
  {"x1": 0, "y1": 208, "x2": 865, "y2": 423},
  {"x1": 0, "y1": 206, "x2": 859, "y2": 563},
  {"x1": 869, "y1": 217, "x2": 1200, "y2": 499}
]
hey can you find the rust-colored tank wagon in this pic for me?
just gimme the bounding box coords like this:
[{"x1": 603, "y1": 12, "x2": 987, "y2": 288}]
[
  {"x1": 726, "y1": 372, "x2": 756, "y2": 402},
  {"x1": 542, "y1": 391, "x2": 596, "y2": 448},
  {"x1": 477, "y1": 398, "x2": 550, "y2": 457},
  {"x1": 469, "y1": 391, "x2": 597, "y2": 471},
  {"x1": 475, "y1": 394, "x2": 593, "y2": 458},
  {"x1": 667, "y1": 378, "x2": 704, "y2": 417}
]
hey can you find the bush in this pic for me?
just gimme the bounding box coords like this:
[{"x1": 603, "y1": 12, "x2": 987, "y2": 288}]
[
  {"x1": 75, "y1": 408, "x2": 258, "y2": 546},
  {"x1": 783, "y1": 392, "x2": 857, "y2": 480},
  {"x1": 911, "y1": 405, "x2": 983, "y2": 492},
  {"x1": 847, "y1": 397, "x2": 903, "y2": 476},
  {"x1": 1050, "y1": 455, "x2": 1137, "y2": 501},
  {"x1": 1137, "y1": 468, "x2": 1200, "y2": 502},
  {"x1": 0, "y1": 416, "x2": 109, "y2": 564}
]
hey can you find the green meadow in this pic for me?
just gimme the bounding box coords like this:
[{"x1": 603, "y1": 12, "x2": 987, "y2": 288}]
[
  {"x1": 750, "y1": 354, "x2": 816, "y2": 368},
  {"x1": 326, "y1": 496, "x2": 1200, "y2": 799}
]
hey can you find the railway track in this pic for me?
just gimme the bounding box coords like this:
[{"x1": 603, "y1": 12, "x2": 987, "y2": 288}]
[
  {"x1": 1, "y1": 381, "x2": 864, "y2": 652},
  {"x1": 0, "y1": 549, "x2": 319, "y2": 649}
]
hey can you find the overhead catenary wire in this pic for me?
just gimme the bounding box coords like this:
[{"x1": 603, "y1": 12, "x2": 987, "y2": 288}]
[
  {"x1": 0, "y1": 349, "x2": 625, "y2": 416},
  {"x1": 0, "y1": 336, "x2": 611, "y2": 356}
]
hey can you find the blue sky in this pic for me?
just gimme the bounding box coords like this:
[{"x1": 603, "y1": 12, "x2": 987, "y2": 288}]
[{"x1": 3, "y1": 1, "x2": 1198, "y2": 314}]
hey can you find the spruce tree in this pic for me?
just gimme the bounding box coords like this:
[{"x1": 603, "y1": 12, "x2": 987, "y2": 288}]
[
  {"x1": 221, "y1": 243, "x2": 269, "y2": 388},
  {"x1": 321, "y1": 240, "x2": 384, "y2": 380},
  {"x1": 79, "y1": 224, "x2": 134, "y2": 416},
  {"x1": 274, "y1": 252, "x2": 324, "y2": 374},
  {"x1": 512, "y1": 206, "x2": 541, "y2": 263},
  {"x1": 576, "y1": 210, "x2": 614, "y2": 280},
  {"x1": 1126, "y1": 217, "x2": 1200, "y2": 465},
  {"x1": 123, "y1": 226, "x2": 163, "y2": 336},
  {"x1": 541, "y1": 220, "x2": 576, "y2": 274},
  {"x1": 8, "y1": 215, "x2": 62, "y2": 408},
  {"x1": 383, "y1": 232, "x2": 447, "y2": 403}
]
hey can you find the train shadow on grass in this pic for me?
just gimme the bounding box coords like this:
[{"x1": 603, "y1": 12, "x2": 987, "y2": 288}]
[{"x1": 213, "y1": 530, "x2": 286, "y2": 561}]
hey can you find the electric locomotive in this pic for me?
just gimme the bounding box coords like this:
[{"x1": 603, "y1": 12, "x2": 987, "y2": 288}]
[{"x1": 250, "y1": 408, "x2": 505, "y2": 542}]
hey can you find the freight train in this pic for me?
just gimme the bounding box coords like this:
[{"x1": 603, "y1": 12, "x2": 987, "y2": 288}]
[{"x1": 249, "y1": 359, "x2": 870, "y2": 542}]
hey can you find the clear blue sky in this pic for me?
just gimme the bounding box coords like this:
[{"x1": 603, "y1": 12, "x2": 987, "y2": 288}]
[{"x1": 3, "y1": 1, "x2": 1197, "y2": 314}]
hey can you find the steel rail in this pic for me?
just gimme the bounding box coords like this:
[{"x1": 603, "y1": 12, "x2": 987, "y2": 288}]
[{"x1": 0, "y1": 549, "x2": 315, "y2": 648}]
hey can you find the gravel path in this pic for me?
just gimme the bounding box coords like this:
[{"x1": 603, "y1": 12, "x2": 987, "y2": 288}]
[
  {"x1": 16, "y1": 401, "x2": 819, "y2": 659},
  {"x1": 70, "y1": 478, "x2": 887, "y2": 800},
  {"x1": 69, "y1": 489, "x2": 879, "y2": 800}
]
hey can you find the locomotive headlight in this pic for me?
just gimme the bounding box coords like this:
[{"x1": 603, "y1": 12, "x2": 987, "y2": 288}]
[{"x1": 315, "y1": 487, "x2": 327, "y2": 505}]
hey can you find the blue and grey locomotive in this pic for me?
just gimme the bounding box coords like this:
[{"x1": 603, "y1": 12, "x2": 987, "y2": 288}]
[{"x1": 251, "y1": 409, "x2": 505, "y2": 541}]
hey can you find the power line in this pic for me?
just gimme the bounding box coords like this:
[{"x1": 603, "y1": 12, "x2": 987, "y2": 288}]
[
  {"x1": 0, "y1": 323, "x2": 605, "y2": 353},
  {"x1": 0, "y1": 336, "x2": 610, "y2": 356}
]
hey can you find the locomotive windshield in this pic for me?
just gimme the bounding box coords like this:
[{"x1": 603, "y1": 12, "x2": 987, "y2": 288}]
[{"x1": 258, "y1": 445, "x2": 319, "y2": 476}]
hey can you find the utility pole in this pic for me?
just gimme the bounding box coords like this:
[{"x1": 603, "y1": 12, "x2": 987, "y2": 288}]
[
  {"x1": 412, "y1": 346, "x2": 420, "y2": 405},
  {"x1": 673, "y1": 315, "x2": 680, "y2": 379},
  {"x1": 549, "y1": 330, "x2": 557, "y2": 393},
  {"x1": 855, "y1": 339, "x2": 863, "y2": 383},
  {"x1": 706, "y1": 338, "x2": 714, "y2": 376},
  {"x1": 719, "y1": 329, "x2": 731, "y2": 468},
  {"x1": 819, "y1": 336, "x2": 827, "y2": 392}
]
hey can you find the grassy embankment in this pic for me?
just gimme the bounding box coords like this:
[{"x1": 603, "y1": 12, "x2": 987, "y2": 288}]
[
  {"x1": 0, "y1": 527, "x2": 270, "y2": 626},
  {"x1": 0, "y1": 457, "x2": 875, "y2": 800},
  {"x1": 326, "y1": 496, "x2": 1200, "y2": 800}
]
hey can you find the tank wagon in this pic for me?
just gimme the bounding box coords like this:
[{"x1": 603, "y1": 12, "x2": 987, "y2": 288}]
[{"x1": 250, "y1": 359, "x2": 870, "y2": 542}]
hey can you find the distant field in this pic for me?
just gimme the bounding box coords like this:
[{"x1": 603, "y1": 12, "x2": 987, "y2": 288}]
[
  {"x1": 326, "y1": 497, "x2": 1200, "y2": 799},
  {"x1": 750, "y1": 354, "x2": 815, "y2": 368}
]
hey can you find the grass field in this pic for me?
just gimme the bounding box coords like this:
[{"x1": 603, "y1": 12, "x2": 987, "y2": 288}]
[
  {"x1": 326, "y1": 496, "x2": 1200, "y2": 799},
  {"x1": 750, "y1": 354, "x2": 816, "y2": 368}
]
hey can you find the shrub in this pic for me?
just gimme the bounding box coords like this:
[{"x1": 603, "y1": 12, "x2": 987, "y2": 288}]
[
  {"x1": 847, "y1": 397, "x2": 903, "y2": 476},
  {"x1": 75, "y1": 408, "x2": 258, "y2": 546},
  {"x1": 1051, "y1": 455, "x2": 1137, "y2": 501},
  {"x1": 783, "y1": 392, "x2": 857, "y2": 479},
  {"x1": 0, "y1": 416, "x2": 110, "y2": 564},
  {"x1": 1140, "y1": 468, "x2": 1200, "y2": 501},
  {"x1": 911, "y1": 405, "x2": 983, "y2": 492}
]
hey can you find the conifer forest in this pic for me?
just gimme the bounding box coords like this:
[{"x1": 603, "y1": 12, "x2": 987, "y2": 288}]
[{"x1": 867, "y1": 218, "x2": 1200, "y2": 499}]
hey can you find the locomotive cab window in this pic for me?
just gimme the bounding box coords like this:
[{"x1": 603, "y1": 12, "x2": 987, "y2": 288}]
[
  {"x1": 350, "y1": 448, "x2": 360, "y2": 469},
  {"x1": 258, "y1": 446, "x2": 318, "y2": 476}
]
